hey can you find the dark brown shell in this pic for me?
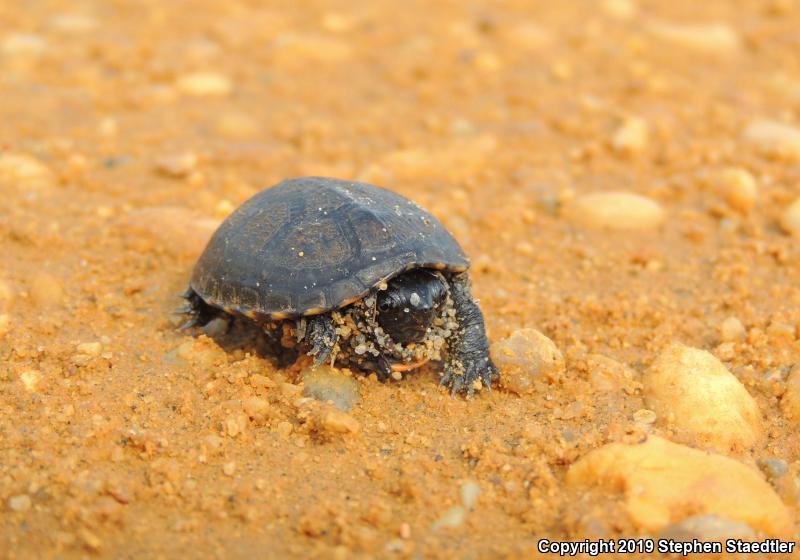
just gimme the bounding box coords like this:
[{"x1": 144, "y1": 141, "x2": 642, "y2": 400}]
[{"x1": 190, "y1": 177, "x2": 469, "y2": 319}]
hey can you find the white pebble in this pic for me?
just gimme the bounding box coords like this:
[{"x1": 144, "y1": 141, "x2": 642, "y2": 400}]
[
  {"x1": 611, "y1": 117, "x2": 648, "y2": 155},
  {"x1": 8, "y1": 494, "x2": 31, "y2": 512},
  {"x1": 1, "y1": 33, "x2": 47, "y2": 56},
  {"x1": 175, "y1": 72, "x2": 232, "y2": 97},
  {"x1": 720, "y1": 316, "x2": 746, "y2": 342},
  {"x1": 649, "y1": 22, "x2": 740, "y2": 53},
  {"x1": 562, "y1": 192, "x2": 665, "y2": 230},
  {"x1": 460, "y1": 481, "x2": 480, "y2": 510},
  {"x1": 492, "y1": 328, "x2": 564, "y2": 394},
  {"x1": 742, "y1": 120, "x2": 800, "y2": 162},
  {"x1": 780, "y1": 197, "x2": 800, "y2": 237},
  {"x1": 644, "y1": 343, "x2": 762, "y2": 452},
  {"x1": 716, "y1": 168, "x2": 758, "y2": 212},
  {"x1": 0, "y1": 152, "x2": 55, "y2": 192}
]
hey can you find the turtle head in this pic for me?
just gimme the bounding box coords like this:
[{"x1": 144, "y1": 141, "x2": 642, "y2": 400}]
[{"x1": 376, "y1": 269, "x2": 447, "y2": 345}]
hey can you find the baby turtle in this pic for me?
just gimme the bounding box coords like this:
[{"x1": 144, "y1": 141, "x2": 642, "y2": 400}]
[{"x1": 181, "y1": 177, "x2": 497, "y2": 395}]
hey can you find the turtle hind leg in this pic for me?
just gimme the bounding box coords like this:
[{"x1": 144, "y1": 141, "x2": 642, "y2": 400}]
[
  {"x1": 442, "y1": 273, "x2": 499, "y2": 396},
  {"x1": 176, "y1": 288, "x2": 219, "y2": 330},
  {"x1": 305, "y1": 315, "x2": 338, "y2": 367}
]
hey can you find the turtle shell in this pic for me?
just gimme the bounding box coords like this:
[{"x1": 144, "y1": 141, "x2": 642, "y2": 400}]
[{"x1": 190, "y1": 177, "x2": 469, "y2": 319}]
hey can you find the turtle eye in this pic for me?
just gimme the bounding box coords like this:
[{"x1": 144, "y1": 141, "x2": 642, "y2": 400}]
[{"x1": 377, "y1": 299, "x2": 393, "y2": 312}]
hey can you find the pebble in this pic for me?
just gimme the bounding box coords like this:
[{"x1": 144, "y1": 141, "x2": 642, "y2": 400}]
[
  {"x1": 175, "y1": 72, "x2": 232, "y2": 97},
  {"x1": 0, "y1": 314, "x2": 10, "y2": 340},
  {"x1": 1, "y1": 33, "x2": 47, "y2": 57},
  {"x1": 154, "y1": 152, "x2": 198, "y2": 178},
  {"x1": 122, "y1": 207, "x2": 220, "y2": 257},
  {"x1": 644, "y1": 343, "x2": 762, "y2": 452},
  {"x1": 29, "y1": 274, "x2": 64, "y2": 308},
  {"x1": 780, "y1": 364, "x2": 800, "y2": 421},
  {"x1": 719, "y1": 316, "x2": 746, "y2": 342},
  {"x1": 222, "y1": 461, "x2": 236, "y2": 476},
  {"x1": 319, "y1": 407, "x2": 360, "y2": 435},
  {"x1": 562, "y1": 192, "x2": 665, "y2": 230},
  {"x1": 202, "y1": 317, "x2": 229, "y2": 338},
  {"x1": 242, "y1": 397, "x2": 270, "y2": 420},
  {"x1": 611, "y1": 117, "x2": 648, "y2": 155},
  {"x1": 432, "y1": 506, "x2": 465, "y2": 529},
  {"x1": 0, "y1": 152, "x2": 55, "y2": 192},
  {"x1": 460, "y1": 481, "x2": 480, "y2": 510},
  {"x1": 8, "y1": 494, "x2": 32, "y2": 512},
  {"x1": 0, "y1": 280, "x2": 13, "y2": 310},
  {"x1": 566, "y1": 436, "x2": 791, "y2": 535},
  {"x1": 19, "y1": 369, "x2": 40, "y2": 392},
  {"x1": 48, "y1": 14, "x2": 98, "y2": 33},
  {"x1": 742, "y1": 119, "x2": 800, "y2": 161},
  {"x1": 215, "y1": 112, "x2": 259, "y2": 140},
  {"x1": 758, "y1": 457, "x2": 789, "y2": 480},
  {"x1": 658, "y1": 514, "x2": 756, "y2": 541},
  {"x1": 492, "y1": 329, "x2": 564, "y2": 394},
  {"x1": 301, "y1": 365, "x2": 359, "y2": 411},
  {"x1": 632, "y1": 409, "x2": 657, "y2": 425},
  {"x1": 780, "y1": 197, "x2": 800, "y2": 237},
  {"x1": 585, "y1": 354, "x2": 638, "y2": 393},
  {"x1": 602, "y1": 0, "x2": 636, "y2": 19},
  {"x1": 716, "y1": 168, "x2": 758, "y2": 212},
  {"x1": 649, "y1": 22, "x2": 740, "y2": 53}
]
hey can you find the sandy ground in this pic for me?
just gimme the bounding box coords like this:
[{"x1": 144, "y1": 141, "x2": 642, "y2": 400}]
[{"x1": 2, "y1": 0, "x2": 800, "y2": 558}]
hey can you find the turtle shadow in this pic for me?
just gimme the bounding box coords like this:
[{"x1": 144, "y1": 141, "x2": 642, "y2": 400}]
[{"x1": 199, "y1": 315, "x2": 299, "y2": 368}]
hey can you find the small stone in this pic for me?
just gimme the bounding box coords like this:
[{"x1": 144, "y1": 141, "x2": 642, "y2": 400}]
[
  {"x1": 302, "y1": 365, "x2": 360, "y2": 411},
  {"x1": 644, "y1": 343, "x2": 762, "y2": 452},
  {"x1": 19, "y1": 369, "x2": 40, "y2": 392},
  {"x1": 0, "y1": 152, "x2": 55, "y2": 192},
  {"x1": 602, "y1": 0, "x2": 636, "y2": 19},
  {"x1": 319, "y1": 407, "x2": 360, "y2": 435},
  {"x1": 562, "y1": 192, "x2": 665, "y2": 230},
  {"x1": 0, "y1": 280, "x2": 13, "y2": 310},
  {"x1": 758, "y1": 458, "x2": 789, "y2": 480},
  {"x1": 780, "y1": 197, "x2": 800, "y2": 237},
  {"x1": 78, "y1": 528, "x2": 102, "y2": 551},
  {"x1": 649, "y1": 22, "x2": 740, "y2": 53},
  {"x1": 48, "y1": 14, "x2": 98, "y2": 33},
  {"x1": 585, "y1": 354, "x2": 638, "y2": 393},
  {"x1": 8, "y1": 494, "x2": 31, "y2": 512},
  {"x1": 122, "y1": 207, "x2": 220, "y2": 257},
  {"x1": 223, "y1": 461, "x2": 236, "y2": 476},
  {"x1": 611, "y1": 117, "x2": 648, "y2": 155},
  {"x1": 202, "y1": 317, "x2": 229, "y2": 338},
  {"x1": 742, "y1": 120, "x2": 800, "y2": 161},
  {"x1": 716, "y1": 168, "x2": 758, "y2": 212},
  {"x1": 566, "y1": 436, "x2": 792, "y2": 535},
  {"x1": 460, "y1": 481, "x2": 480, "y2": 510},
  {"x1": 1, "y1": 33, "x2": 47, "y2": 57},
  {"x1": 76, "y1": 342, "x2": 103, "y2": 357},
  {"x1": 214, "y1": 112, "x2": 259, "y2": 140},
  {"x1": 720, "y1": 316, "x2": 746, "y2": 342},
  {"x1": 632, "y1": 409, "x2": 657, "y2": 425},
  {"x1": 29, "y1": 274, "x2": 64, "y2": 308},
  {"x1": 276, "y1": 421, "x2": 293, "y2": 437},
  {"x1": 432, "y1": 506, "x2": 465, "y2": 529},
  {"x1": 658, "y1": 514, "x2": 756, "y2": 542},
  {"x1": 492, "y1": 329, "x2": 564, "y2": 394},
  {"x1": 250, "y1": 374, "x2": 276, "y2": 389},
  {"x1": 154, "y1": 152, "x2": 198, "y2": 178},
  {"x1": 242, "y1": 397, "x2": 270, "y2": 420},
  {"x1": 780, "y1": 364, "x2": 800, "y2": 421},
  {"x1": 0, "y1": 314, "x2": 10, "y2": 340},
  {"x1": 175, "y1": 72, "x2": 232, "y2": 97}
]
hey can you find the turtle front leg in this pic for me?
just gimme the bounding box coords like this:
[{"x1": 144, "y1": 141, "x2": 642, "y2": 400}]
[
  {"x1": 442, "y1": 273, "x2": 498, "y2": 396},
  {"x1": 303, "y1": 315, "x2": 338, "y2": 367}
]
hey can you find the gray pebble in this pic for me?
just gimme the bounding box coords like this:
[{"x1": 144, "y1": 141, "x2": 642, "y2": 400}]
[
  {"x1": 658, "y1": 514, "x2": 756, "y2": 542},
  {"x1": 758, "y1": 457, "x2": 788, "y2": 480}
]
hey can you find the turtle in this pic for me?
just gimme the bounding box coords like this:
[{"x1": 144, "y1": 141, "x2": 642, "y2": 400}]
[{"x1": 180, "y1": 176, "x2": 498, "y2": 395}]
